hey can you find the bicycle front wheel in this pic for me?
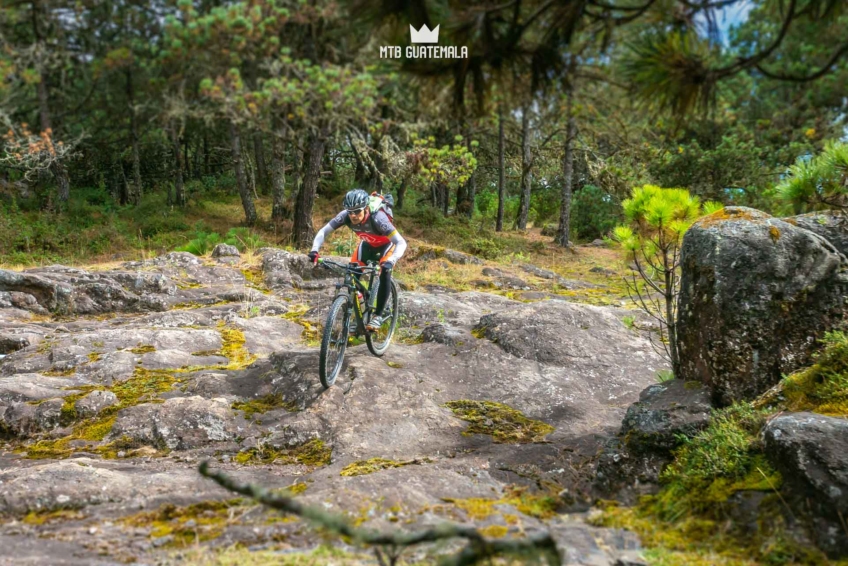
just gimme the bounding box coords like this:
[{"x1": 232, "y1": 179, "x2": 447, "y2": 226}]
[
  {"x1": 366, "y1": 280, "x2": 399, "y2": 357},
  {"x1": 319, "y1": 295, "x2": 350, "y2": 388}
]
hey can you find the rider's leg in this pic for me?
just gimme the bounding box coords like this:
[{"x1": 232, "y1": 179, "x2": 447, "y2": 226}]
[
  {"x1": 374, "y1": 242, "x2": 395, "y2": 317},
  {"x1": 374, "y1": 266, "x2": 392, "y2": 316}
]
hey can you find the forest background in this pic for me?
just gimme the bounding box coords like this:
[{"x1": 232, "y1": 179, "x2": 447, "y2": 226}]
[{"x1": 0, "y1": 0, "x2": 846, "y2": 267}]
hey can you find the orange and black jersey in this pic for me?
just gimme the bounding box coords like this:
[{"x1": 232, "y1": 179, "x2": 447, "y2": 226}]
[
  {"x1": 310, "y1": 208, "x2": 407, "y2": 266},
  {"x1": 327, "y1": 209, "x2": 397, "y2": 247}
]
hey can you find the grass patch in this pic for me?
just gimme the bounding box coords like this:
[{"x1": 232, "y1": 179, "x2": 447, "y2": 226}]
[
  {"x1": 231, "y1": 393, "x2": 298, "y2": 419},
  {"x1": 234, "y1": 439, "x2": 332, "y2": 467},
  {"x1": 443, "y1": 400, "x2": 554, "y2": 443},
  {"x1": 588, "y1": 402, "x2": 838, "y2": 565},
  {"x1": 779, "y1": 330, "x2": 848, "y2": 417}
]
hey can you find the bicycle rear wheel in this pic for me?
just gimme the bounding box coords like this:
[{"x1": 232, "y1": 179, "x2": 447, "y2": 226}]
[
  {"x1": 319, "y1": 295, "x2": 350, "y2": 388},
  {"x1": 366, "y1": 280, "x2": 399, "y2": 357}
]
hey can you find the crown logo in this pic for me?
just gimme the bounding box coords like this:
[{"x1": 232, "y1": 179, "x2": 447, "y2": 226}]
[{"x1": 409, "y1": 24, "x2": 439, "y2": 44}]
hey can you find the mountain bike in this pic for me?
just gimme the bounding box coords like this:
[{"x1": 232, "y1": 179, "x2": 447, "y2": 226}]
[{"x1": 316, "y1": 258, "x2": 400, "y2": 388}]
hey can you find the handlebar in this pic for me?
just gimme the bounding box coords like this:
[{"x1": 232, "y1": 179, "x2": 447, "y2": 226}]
[{"x1": 317, "y1": 258, "x2": 380, "y2": 274}]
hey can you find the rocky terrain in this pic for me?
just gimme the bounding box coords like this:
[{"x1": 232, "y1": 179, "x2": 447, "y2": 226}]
[{"x1": 0, "y1": 247, "x2": 664, "y2": 565}]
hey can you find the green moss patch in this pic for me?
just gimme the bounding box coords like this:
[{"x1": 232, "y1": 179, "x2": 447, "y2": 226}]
[
  {"x1": 780, "y1": 331, "x2": 848, "y2": 417},
  {"x1": 232, "y1": 393, "x2": 298, "y2": 419},
  {"x1": 282, "y1": 304, "x2": 322, "y2": 346},
  {"x1": 129, "y1": 344, "x2": 156, "y2": 354},
  {"x1": 120, "y1": 499, "x2": 244, "y2": 548},
  {"x1": 42, "y1": 367, "x2": 76, "y2": 377},
  {"x1": 479, "y1": 524, "x2": 509, "y2": 538},
  {"x1": 588, "y1": 402, "x2": 836, "y2": 565},
  {"x1": 443, "y1": 400, "x2": 554, "y2": 443},
  {"x1": 339, "y1": 457, "x2": 430, "y2": 477},
  {"x1": 440, "y1": 485, "x2": 558, "y2": 522},
  {"x1": 22, "y1": 509, "x2": 86, "y2": 526},
  {"x1": 234, "y1": 439, "x2": 332, "y2": 467},
  {"x1": 173, "y1": 544, "x2": 370, "y2": 565},
  {"x1": 23, "y1": 368, "x2": 178, "y2": 459}
]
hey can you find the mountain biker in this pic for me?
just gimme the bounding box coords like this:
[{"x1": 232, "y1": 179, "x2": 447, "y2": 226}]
[{"x1": 308, "y1": 188, "x2": 406, "y2": 332}]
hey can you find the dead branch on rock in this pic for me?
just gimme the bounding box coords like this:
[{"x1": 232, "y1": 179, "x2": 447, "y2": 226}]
[{"x1": 199, "y1": 461, "x2": 561, "y2": 565}]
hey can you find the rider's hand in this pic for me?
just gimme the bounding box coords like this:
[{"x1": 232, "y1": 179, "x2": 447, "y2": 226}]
[{"x1": 308, "y1": 251, "x2": 319, "y2": 265}]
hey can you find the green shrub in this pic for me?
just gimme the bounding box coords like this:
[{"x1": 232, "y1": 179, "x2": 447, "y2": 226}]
[
  {"x1": 572, "y1": 185, "x2": 622, "y2": 241},
  {"x1": 177, "y1": 231, "x2": 223, "y2": 255},
  {"x1": 465, "y1": 237, "x2": 503, "y2": 259},
  {"x1": 224, "y1": 227, "x2": 268, "y2": 252}
]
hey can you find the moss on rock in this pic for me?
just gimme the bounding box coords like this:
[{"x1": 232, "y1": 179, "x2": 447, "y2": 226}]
[
  {"x1": 781, "y1": 331, "x2": 848, "y2": 417},
  {"x1": 23, "y1": 368, "x2": 178, "y2": 459},
  {"x1": 119, "y1": 499, "x2": 244, "y2": 548},
  {"x1": 232, "y1": 393, "x2": 298, "y2": 419},
  {"x1": 235, "y1": 439, "x2": 332, "y2": 467},
  {"x1": 339, "y1": 457, "x2": 429, "y2": 477},
  {"x1": 443, "y1": 400, "x2": 554, "y2": 443}
]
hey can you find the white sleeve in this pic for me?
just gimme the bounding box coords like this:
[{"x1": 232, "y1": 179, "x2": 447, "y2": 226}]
[
  {"x1": 387, "y1": 231, "x2": 407, "y2": 264},
  {"x1": 311, "y1": 223, "x2": 336, "y2": 253}
]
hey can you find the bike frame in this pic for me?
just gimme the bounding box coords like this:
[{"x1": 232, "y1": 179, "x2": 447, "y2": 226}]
[{"x1": 319, "y1": 259, "x2": 381, "y2": 334}]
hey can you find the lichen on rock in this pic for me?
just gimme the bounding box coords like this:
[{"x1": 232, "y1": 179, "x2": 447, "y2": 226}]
[{"x1": 443, "y1": 400, "x2": 554, "y2": 443}]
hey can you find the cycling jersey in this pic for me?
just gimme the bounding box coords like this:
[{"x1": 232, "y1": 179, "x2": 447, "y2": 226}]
[{"x1": 311, "y1": 209, "x2": 407, "y2": 265}]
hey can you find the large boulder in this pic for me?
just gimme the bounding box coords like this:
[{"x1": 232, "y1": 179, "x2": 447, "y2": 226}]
[
  {"x1": 762, "y1": 412, "x2": 848, "y2": 557},
  {"x1": 677, "y1": 207, "x2": 848, "y2": 404},
  {"x1": 785, "y1": 210, "x2": 848, "y2": 258}
]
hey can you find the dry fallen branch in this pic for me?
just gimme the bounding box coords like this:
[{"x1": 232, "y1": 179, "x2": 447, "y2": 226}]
[{"x1": 198, "y1": 461, "x2": 561, "y2": 565}]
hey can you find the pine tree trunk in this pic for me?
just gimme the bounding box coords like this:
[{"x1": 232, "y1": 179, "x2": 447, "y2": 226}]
[
  {"x1": 496, "y1": 104, "x2": 505, "y2": 232},
  {"x1": 253, "y1": 131, "x2": 269, "y2": 195},
  {"x1": 293, "y1": 133, "x2": 326, "y2": 247},
  {"x1": 203, "y1": 133, "x2": 210, "y2": 176},
  {"x1": 183, "y1": 135, "x2": 191, "y2": 180},
  {"x1": 193, "y1": 136, "x2": 201, "y2": 179},
  {"x1": 397, "y1": 177, "x2": 406, "y2": 209},
  {"x1": 126, "y1": 68, "x2": 142, "y2": 205},
  {"x1": 516, "y1": 106, "x2": 532, "y2": 230},
  {"x1": 292, "y1": 144, "x2": 304, "y2": 203},
  {"x1": 172, "y1": 126, "x2": 185, "y2": 206},
  {"x1": 33, "y1": 0, "x2": 70, "y2": 204},
  {"x1": 465, "y1": 133, "x2": 476, "y2": 218},
  {"x1": 556, "y1": 76, "x2": 577, "y2": 247},
  {"x1": 243, "y1": 142, "x2": 256, "y2": 199},
  {"x1": 270, "y1": 123, "x2": 287, "y2": 221},
  {"x1": 229, "y1": 121, "x2": 257, "y2": 226}
]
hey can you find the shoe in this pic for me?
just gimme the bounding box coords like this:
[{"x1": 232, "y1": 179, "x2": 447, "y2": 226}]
[{"x1": 365, "y1": 314, "x2": 385, "y2": 332}]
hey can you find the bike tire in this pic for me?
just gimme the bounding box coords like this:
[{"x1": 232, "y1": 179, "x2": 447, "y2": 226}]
[
  {"x1": 366, "y1": 280, "x2": 399, "y2": 357},
  {"x1": 319, "y1": 295, "x2": 350, "y2": 388}
]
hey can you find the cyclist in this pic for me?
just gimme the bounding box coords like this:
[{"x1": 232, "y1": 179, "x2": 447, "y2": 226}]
[{"x1": 308, "y1": 188, "x2": 406, "y2": 332}]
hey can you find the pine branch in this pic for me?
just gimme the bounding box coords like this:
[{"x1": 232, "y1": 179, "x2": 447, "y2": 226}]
[{"x1": 198, "y1": 462, "x2": 562, "y2": 565}]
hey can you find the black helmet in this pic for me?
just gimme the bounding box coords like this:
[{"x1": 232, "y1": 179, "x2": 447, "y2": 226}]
[{"x1": 343, "y1": 189, "x2": 369, "y2": 211}]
